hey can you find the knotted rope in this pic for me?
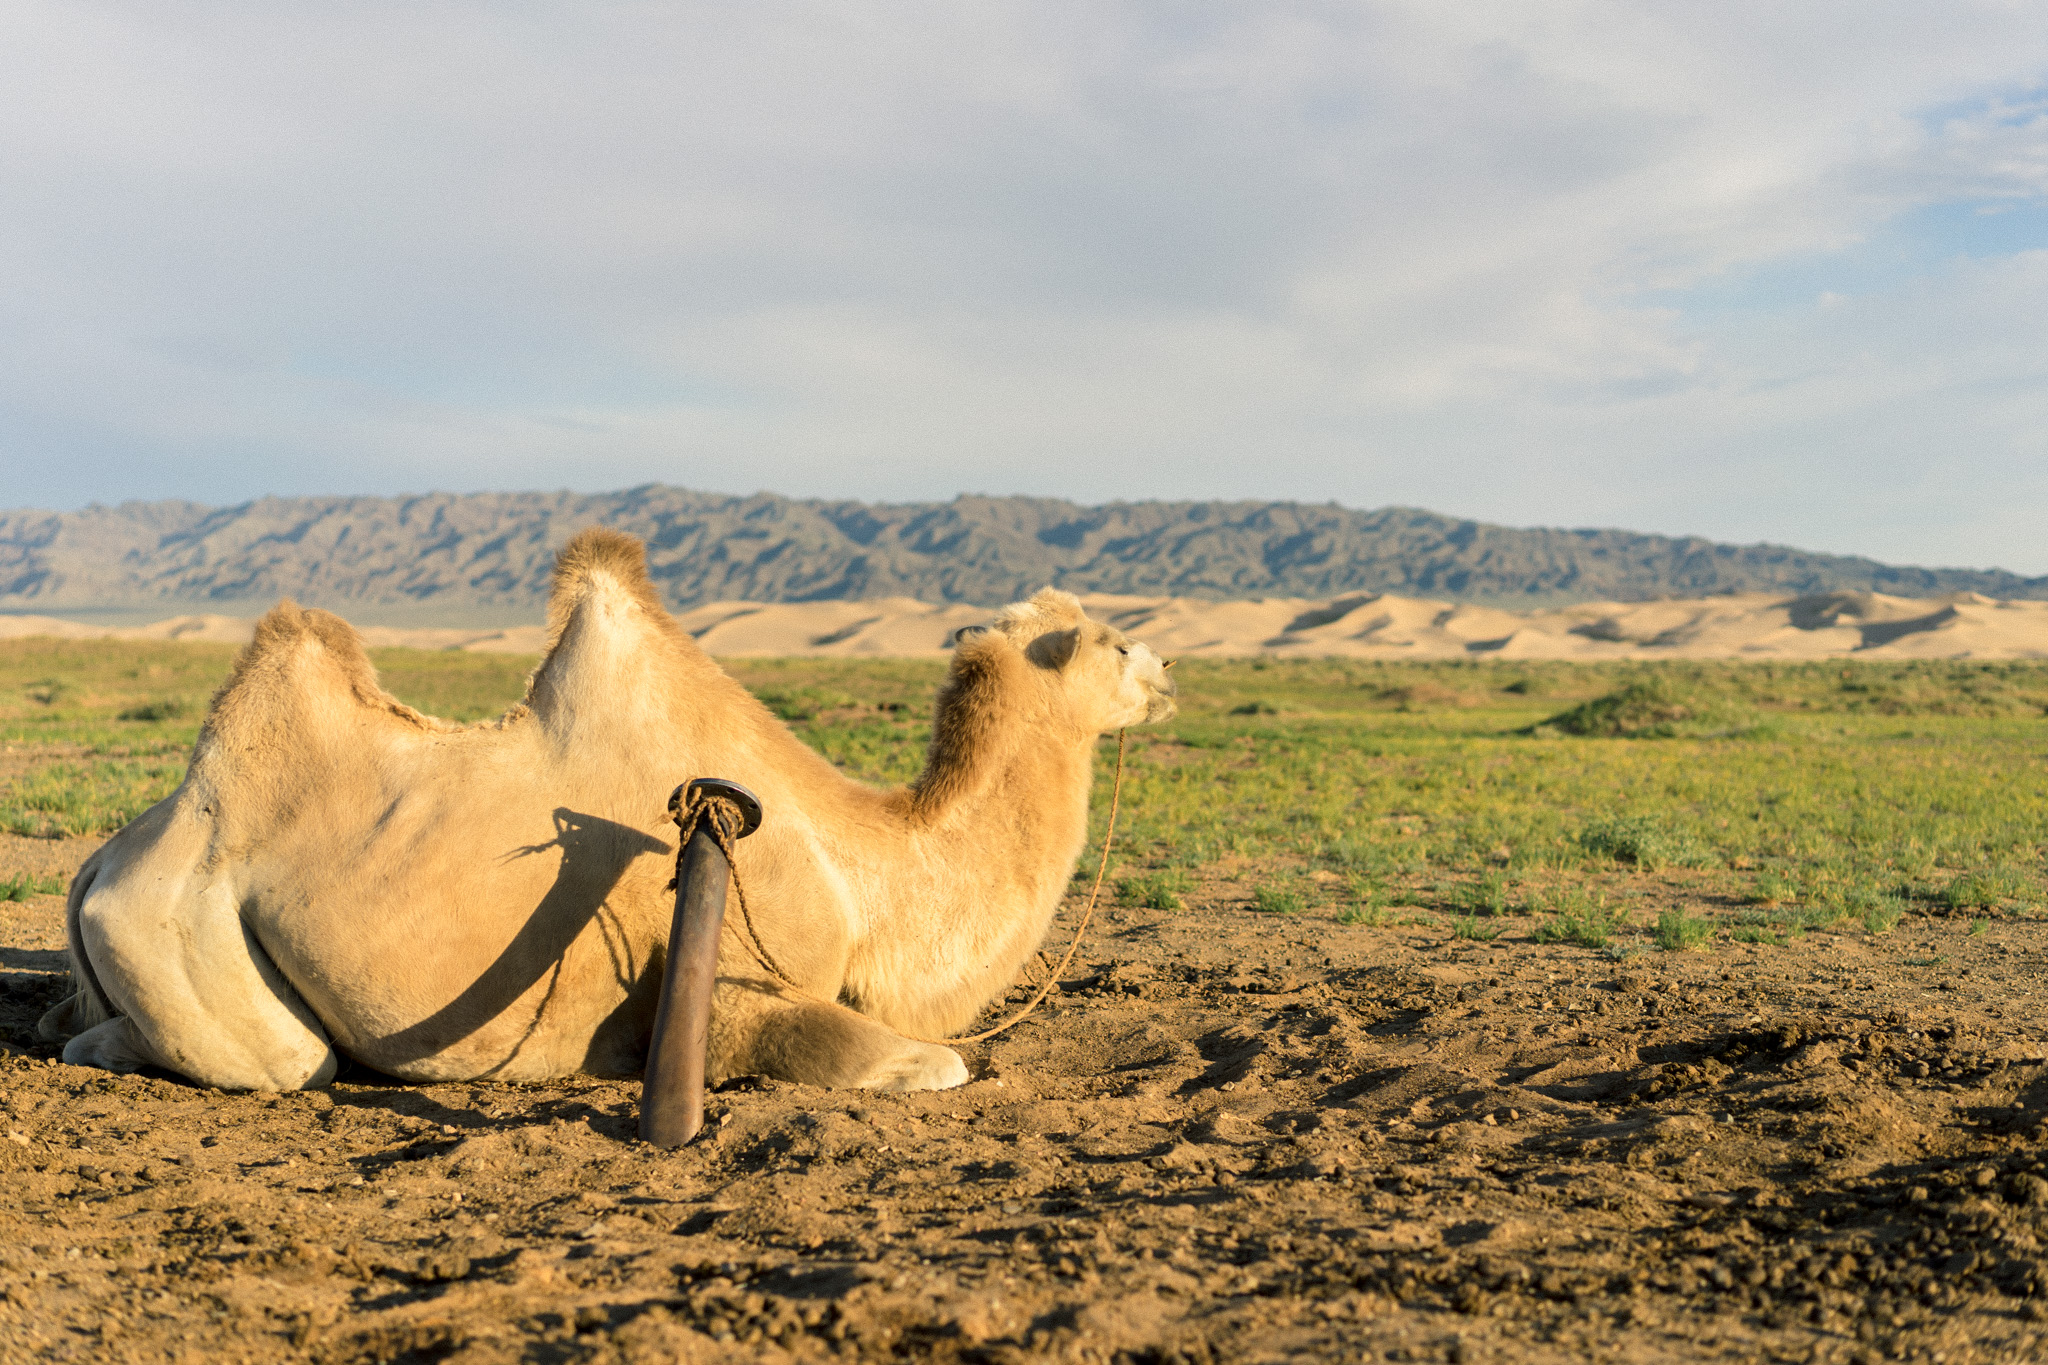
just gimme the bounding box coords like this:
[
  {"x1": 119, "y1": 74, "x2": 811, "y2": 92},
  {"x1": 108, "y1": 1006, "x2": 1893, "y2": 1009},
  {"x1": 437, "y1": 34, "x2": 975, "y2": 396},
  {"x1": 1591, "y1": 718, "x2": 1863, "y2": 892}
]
[
  {"x1": 669, "y1": 729, "x2": 1128, "y2": 1047},
  {"x1": 669, "y1": 783, "x2": 791, "y2": 989}
]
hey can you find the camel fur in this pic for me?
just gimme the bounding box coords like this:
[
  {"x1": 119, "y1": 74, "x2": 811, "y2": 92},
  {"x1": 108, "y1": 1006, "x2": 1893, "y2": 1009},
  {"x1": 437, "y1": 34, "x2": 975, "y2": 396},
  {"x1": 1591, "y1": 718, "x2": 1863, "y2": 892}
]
[{"x1": 38, "y1": 529, "x2": 1177, "y2": 1093}]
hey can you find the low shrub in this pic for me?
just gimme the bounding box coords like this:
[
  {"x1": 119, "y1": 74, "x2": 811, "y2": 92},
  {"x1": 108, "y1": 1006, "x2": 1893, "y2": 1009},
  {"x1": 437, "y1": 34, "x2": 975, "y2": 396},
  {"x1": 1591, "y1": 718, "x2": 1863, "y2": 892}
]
[
  {"x1": 1577, "y1": 815, "x2": 1714, "y2": 870},
  {"x1": 1533, "y1": 677, "x2": 1765, "y2": 739},
  {"x1": 1374, "y1": 682, "x2": 1481, "y2": 711}
]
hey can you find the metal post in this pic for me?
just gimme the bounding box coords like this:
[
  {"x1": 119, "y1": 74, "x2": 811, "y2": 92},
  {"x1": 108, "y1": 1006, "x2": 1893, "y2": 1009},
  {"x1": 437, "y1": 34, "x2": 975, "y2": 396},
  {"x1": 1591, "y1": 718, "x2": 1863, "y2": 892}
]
[{"x1": 639, "y1": 778, "x2": 761, "y2": 1148}]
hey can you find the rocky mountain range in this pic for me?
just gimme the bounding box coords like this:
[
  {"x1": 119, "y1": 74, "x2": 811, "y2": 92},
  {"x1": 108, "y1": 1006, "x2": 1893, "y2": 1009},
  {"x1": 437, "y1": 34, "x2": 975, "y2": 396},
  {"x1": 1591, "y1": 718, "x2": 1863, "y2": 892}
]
[{"x1": 2, "y1": 486, "x2": 2040, "y2": 621}]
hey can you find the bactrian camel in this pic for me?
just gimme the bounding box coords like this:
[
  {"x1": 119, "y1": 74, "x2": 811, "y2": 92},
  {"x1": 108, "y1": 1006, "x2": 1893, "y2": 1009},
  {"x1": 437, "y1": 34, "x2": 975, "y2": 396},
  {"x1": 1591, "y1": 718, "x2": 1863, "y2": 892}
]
[{"x1": 39, "y1": 530, "x2": 1178, "y2": 1094}]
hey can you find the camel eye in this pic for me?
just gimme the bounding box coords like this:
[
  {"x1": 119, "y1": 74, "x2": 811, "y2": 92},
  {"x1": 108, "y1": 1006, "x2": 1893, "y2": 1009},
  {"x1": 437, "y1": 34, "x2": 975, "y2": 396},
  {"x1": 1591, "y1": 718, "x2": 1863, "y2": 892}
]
[{"x1": 1116, "y1": 645, "x2": 1129, "y2": 656}]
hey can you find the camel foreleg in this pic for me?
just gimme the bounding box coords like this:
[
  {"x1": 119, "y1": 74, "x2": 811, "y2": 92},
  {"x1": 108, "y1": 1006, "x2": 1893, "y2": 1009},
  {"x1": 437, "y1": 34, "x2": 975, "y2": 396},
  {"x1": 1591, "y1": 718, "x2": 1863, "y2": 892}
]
[
  {"x1": 62, "y1": 871, "x2": 339, "y2": 1092},
  {"x1": 707, "y1": 977, "x2": 968, "y2": 1092}
]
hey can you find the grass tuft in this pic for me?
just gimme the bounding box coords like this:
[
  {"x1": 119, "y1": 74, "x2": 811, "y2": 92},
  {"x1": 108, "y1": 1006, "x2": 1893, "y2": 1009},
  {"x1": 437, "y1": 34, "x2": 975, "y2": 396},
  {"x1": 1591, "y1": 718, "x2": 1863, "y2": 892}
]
[
  {"x1": 1456, "y1": 872, "x2": 1513, "y2": 916},
  {"x1": 1335, "y1": 883, "x2": 1387, "y2": 926},
  {"x1": 1860, "y1": 896, "x2": 1905, "y2": 936},
  {"x1": 1116, "y1": 869, "x2": 1192, "y2": 912},
  {"x1": 1942, "y1": 867, "x2": 2028, "y2": 910},
  {"x1": 23, "y1": 678, "x2": 72, "y2": 706},
  {"x1": 0, "y1": 872, "x2": 66, "y2": 901},
  {"x1": 1750, "y1": 868, "x2": 1798, "y2": 906},
  {"x1": 117, "y1": 698, "x2": 192, "y2": 722},
  {"x1": 1533, "y1": 891, "x2": 1625, "y2": 949},
  {"x1": 1252, "y1": 883, "x2": 1307, "y2": 914},
  {"x1": 1653, "y1": 909, "x2": 1713, "y2": 951}
]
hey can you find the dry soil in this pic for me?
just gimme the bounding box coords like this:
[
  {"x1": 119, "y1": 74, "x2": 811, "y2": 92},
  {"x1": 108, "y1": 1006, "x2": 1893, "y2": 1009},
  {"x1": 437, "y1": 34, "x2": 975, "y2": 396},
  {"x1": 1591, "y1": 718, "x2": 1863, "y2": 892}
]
[{"x1": 5, "y1": 836, "x2": 2048, "y2": 1364}]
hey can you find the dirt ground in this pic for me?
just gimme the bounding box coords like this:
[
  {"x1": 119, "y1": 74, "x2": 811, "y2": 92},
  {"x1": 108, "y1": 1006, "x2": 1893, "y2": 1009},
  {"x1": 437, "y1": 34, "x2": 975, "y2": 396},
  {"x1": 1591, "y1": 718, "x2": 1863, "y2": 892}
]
[{"x1": 6, "y1": 835, "x2": 2048, "y2": 1364}]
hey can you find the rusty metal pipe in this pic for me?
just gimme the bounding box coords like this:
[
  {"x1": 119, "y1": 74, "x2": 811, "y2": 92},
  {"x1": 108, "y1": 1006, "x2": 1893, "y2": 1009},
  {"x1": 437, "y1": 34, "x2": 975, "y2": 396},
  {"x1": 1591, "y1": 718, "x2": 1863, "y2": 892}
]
[{"x1": 639, "y1": 778, "x2": 761, "y2": 1148}]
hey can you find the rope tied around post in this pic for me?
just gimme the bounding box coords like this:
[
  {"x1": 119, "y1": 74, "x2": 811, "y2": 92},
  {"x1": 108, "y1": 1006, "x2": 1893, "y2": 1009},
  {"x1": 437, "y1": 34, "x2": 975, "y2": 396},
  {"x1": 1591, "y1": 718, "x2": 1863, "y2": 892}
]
[
  {"x1": 668, "y1": 780, "x2": 786, "y2": 988},
  {"x1": 671, "y1": 729, "x2": 1130, "y2": 1048}
]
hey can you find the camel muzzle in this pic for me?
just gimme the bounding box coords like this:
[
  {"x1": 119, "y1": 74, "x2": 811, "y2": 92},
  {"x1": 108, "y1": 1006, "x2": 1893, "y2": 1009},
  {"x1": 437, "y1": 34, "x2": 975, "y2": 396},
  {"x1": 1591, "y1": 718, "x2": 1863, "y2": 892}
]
[{"x1": 639, "y1": 777, "x2": 762, "y2": 1148}]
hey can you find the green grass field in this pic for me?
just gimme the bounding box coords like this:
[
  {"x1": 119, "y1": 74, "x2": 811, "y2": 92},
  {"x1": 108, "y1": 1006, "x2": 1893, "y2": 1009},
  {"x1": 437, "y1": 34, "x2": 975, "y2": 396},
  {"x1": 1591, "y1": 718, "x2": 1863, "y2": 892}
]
[{"x1": 4, "y1": 639, "x2": 2044, "y2": 951}]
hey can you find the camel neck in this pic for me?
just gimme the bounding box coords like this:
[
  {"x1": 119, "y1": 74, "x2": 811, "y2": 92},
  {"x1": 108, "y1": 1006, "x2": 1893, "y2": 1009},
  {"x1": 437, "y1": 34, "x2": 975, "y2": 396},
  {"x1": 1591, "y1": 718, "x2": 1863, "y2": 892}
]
[{"x1": 907, "y1": 639, "x2": 1089, "y2": 827}]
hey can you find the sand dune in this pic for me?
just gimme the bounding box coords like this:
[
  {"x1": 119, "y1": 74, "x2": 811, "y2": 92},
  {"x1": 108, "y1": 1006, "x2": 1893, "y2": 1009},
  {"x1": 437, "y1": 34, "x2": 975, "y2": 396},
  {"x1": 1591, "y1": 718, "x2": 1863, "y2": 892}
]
[
  {"x1": 5, "y1": 590, "x2": 2046, "y2": 659},
  {"x1": 0, "y1": 613, "x2": 563, "y2": 653},
  {"x1": 1087, "y1": 590, "x2": 2048, "y2": 661}
]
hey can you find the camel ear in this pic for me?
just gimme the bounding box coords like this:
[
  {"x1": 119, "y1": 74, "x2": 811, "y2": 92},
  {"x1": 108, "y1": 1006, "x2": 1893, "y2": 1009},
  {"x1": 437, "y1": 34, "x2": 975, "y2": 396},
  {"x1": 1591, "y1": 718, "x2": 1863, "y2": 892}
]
[
  {"x1": 947, "y1": 624, "x2": 991, "y2": 647},
  {"x1": 1025, "y1": 626, "x2": 1081, "y2": 670}
]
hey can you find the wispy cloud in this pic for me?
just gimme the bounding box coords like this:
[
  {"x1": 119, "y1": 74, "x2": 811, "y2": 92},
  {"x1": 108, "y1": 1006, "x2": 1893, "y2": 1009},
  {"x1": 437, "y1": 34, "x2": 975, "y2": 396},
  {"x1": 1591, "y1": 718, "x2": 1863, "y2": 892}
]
[{"x1": 2, "y1": 2, "x2": 2045, "y2": 570}]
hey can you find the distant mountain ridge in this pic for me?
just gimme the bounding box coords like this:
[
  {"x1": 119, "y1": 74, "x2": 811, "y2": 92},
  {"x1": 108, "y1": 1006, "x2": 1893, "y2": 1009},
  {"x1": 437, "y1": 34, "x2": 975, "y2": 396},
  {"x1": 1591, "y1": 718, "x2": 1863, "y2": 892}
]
[{"x1": 1, "y1": 486, "x2": 2041, "y2": 619}]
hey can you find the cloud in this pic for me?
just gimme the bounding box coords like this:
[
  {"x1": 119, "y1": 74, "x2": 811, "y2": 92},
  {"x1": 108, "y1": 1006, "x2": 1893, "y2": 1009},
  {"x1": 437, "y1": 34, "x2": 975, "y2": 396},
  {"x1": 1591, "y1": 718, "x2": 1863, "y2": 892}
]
[{"x1": 1, "y1": 2, "x2": 2045, "y2": 570}]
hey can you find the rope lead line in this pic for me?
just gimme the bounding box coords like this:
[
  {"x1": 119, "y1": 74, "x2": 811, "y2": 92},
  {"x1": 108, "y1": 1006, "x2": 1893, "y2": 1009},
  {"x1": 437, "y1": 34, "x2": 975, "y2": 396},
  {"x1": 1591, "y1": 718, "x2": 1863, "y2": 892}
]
[{"x1": 670, "y1": 728, "x2": 1129, "y2": 1048}]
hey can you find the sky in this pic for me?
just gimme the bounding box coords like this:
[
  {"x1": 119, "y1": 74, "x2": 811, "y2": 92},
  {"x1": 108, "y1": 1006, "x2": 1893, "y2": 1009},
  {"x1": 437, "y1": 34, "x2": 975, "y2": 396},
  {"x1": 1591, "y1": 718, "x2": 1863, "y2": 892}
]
[{"x1": 3, "y1": 3, "x2": 2046, "y2": 574}]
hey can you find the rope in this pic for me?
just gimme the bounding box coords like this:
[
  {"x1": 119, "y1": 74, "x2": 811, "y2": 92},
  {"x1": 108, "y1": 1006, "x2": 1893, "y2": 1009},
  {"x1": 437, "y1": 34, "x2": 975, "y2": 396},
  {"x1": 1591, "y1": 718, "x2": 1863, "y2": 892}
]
[
  {"x1": 670, "y1": 787, "x2": 793, "y2": 988},
  {"x1": 671, "y1": 728, "x2": 1129, "y2": 1048},
  {"x1": 922, "y1": 728, "x2": 1126, "y2": 1045}
]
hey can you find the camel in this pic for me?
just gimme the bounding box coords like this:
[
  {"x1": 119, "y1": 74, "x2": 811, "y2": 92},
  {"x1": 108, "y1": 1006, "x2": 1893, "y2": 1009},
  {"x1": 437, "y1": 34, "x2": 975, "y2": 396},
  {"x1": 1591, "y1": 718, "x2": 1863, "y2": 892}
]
[{"x1": 38, "y1": 529, "x2": 1177, "y2": 1094}]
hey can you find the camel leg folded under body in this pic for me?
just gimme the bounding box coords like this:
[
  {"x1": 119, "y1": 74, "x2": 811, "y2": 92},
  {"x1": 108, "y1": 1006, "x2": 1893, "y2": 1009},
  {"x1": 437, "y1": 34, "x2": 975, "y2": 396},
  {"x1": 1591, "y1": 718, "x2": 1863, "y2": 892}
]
[
  {"x1": 708, "y1": 977, "x2": 969, "y2": 1093},
  {"x1": 42, "y1": 803, "x2": 339, "y2": 1092},
  {"x1": 67, "y1": 889, "x2": 339, "y2": 1090}
]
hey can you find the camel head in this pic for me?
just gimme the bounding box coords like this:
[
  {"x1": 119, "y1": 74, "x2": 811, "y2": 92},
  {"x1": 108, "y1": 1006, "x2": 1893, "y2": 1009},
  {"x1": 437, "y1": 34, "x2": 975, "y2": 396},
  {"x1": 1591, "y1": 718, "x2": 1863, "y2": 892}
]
[{"x1": 953, "y1": 589, "x2": 1177, "y2": 734}]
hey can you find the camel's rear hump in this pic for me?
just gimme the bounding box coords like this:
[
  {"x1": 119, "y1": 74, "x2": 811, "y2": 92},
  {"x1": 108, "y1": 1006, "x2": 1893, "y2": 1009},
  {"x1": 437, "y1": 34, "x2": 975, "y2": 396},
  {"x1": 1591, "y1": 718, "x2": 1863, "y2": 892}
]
[
  {"x1": 524, "y1": 528, "x2": 734, "y2": 736},
  {"x1": 545, "y1": 528, "x2": 673, "y2": 640}
]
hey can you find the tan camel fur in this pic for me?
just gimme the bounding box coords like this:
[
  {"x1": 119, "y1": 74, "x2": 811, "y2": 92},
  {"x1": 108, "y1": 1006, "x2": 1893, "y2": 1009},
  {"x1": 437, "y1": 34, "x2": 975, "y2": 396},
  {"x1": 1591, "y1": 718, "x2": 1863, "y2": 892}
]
[{"x1": 39, "y1": 530, "x2": 1177, "y2": 1094}]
